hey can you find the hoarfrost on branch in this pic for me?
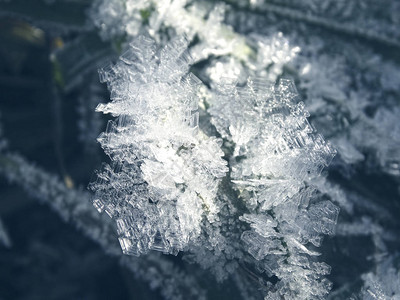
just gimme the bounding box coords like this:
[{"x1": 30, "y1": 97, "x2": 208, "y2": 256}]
[{"x1": 90, "y1": 35, "x2": 339, "y2": 299}]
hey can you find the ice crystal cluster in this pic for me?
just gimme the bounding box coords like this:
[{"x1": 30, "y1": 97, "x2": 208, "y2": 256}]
[
  {"x1": 91, "y1": 0, "x2": 252, "y2": 63},
  {"x1": 90, "y1": 35, "x2": 228, "y2": 256},
  {"x1": 356, "y1": 256, "x2": 400, "y2": 300},
  {"x1": 210, "y1": 77, "x2": 338, "y2": 299},
  {"x1": 90, "y1": 35, "x2": 339, "y2": 299}
]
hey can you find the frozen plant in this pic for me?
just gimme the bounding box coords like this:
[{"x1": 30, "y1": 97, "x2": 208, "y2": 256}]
[
  {"x1": 209, "y1": 77, "x2": 338, "y2": 299},
  {"x1": 205, "y1": 32, "x2": 301, "y2": 85},
  {"x1": 90, "y1": 0, "x2": 252, "y2": 63},
  {"x1": 292, "y1": 45, "x2": 400, "y2": 176},
  {"x1": 355, "y1": 255, "x2": 400, "y2": 300},
  {"x1": 90, "y1": 35, "x2": 228, "y2": 256},
  {"x1": 237, "y1": 0, "x2": 400, "y2": 48},
  {"x1": 90, "y1": 35, "x2": 339, "y2": 299},
  {"x1": 224, "y1": 2, "x2": 400, "y2": 181},
  {"x1": 91, "y1": 0, "x2": 302, "y2": 81}
]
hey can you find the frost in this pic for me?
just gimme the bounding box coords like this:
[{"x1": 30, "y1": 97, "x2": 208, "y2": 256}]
[
  {"x1": 0, "y1": 112, "x2": 8, "y2": 152},
  {"x1": 358, "y1": 256, "x2": 400, "y2": 300},
  {"x1": 241, "y1": 0, "x2": 400, "y2": 48},
  {"x1": 0, "y1": 218, "x2": 11, "y2": 248},
  {"x1": 90, "y1": 35, "x2": 338, "y2": 299},
  {"x1": 222, "y1": 3, "x2": 400, "y2": 181},
  {"x1": 90, "y1": 35, "x2": 228, "y2": 256},
  {"x1": 209, "y1": 78, "x2": 338, "y2": 298},
  {"x1": 0, "y1": 150, "x2": 206, "y2": 300},
  {"x1": 293, "y1": 49, "x2": 400, "y2": 176},
  {"x1": 90, "y1": 1, "x2": 252, "y2": 63},
  {"x1": 254, "y1": 32, "x2": 300, "y2": 81}
]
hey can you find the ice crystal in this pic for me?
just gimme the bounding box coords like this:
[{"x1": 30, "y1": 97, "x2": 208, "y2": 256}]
[
  {"x1": 90, "y1": 35, "x2": 339, "y2": 299},
  {"x1": 205, "y1": 32, "x2": 300, "y2": 86},
  {"x1": 90, "y1": 35, "x2": 228, "y2": 256},
  {"x1": 224, "y1": 3, "x2": 400, "y2": 183},
  {"x1": 253, "y1": 32, "x2": 300, "y2": 81},
  {"x1": 210, "y1": 77, "x2": 335, "y2": 184},
  {"x1": 210, "y1": 77, "x2": 338, "y2": 299},
  {"x1": 251, "y1": 0, "x2": 400, "y2": 46},
  {"x1": 292, "y1": 47, "x2": 400, "y2": 176},
  {"x1": 358, "y1": 256, "x2": 400, "y2": 300},
  {"x1": 0, "y1": 150, "x2": 206, "y2": 300}
]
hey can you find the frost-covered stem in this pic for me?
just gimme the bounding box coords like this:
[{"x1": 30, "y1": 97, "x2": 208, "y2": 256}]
[
  {"x1": 91, "y1": 0, "x2": 255, "y2": 62},
  {"x1": 0, "y1": 152, "x2": 206, "y2": 299},
  {"x1": 0, "y1": 218, "x2": 11, "y2": 248},
  {"x1": 224, "y1": 0, "x2": 400, "y2": 49}
]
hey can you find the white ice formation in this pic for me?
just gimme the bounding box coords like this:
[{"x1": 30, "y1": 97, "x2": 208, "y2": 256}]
[
  {"x1": 209, "y1": 77, "x2": 338, "y2": 299},
  {"x1": 90, "y1": 35, "x2": 228, "y2": 256},
  {"x1": 90, "y1": 35, "x2": 339, "y2": 299}
]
